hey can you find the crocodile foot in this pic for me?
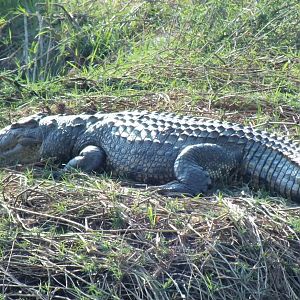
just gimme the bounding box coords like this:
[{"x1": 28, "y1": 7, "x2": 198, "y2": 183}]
[{"x1": 152, "y1": 178, "x2": 210, "y2": 197}]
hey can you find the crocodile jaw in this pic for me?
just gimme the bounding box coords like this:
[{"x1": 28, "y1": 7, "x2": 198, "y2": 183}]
[{"x1": 0, "y1": 125, "x2": 42, "y2": 167}]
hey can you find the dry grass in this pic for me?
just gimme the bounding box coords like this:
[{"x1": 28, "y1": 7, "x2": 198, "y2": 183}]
[{"x1": 0, "y1": 172, "x2": 300, "y2": 299}]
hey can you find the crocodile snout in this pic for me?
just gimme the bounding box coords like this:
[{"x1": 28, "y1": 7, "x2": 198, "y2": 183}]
[
  {"x1": 0, "y1": 126, "x2": 16, "y2": 151},
  {"x1": 0, "y1": 125, "x2": 42, "y2": 166}
]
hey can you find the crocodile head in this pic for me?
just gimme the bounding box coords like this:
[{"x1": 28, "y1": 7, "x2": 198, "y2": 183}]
[{"x1": 0, "y1": 113, "x2": 46, "y2": 167}]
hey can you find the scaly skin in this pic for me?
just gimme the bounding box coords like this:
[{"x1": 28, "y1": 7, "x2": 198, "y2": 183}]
[{"x1": 0, "y1": 111, "x2": 299, "y2": 201}]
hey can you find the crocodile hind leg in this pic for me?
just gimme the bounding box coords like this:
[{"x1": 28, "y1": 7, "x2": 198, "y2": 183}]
[
  {"x1": 156, "y1": 143, "x2": 242, "y2": 197},
  {"x1": 64, "y1": 145, "x2": 106, "y2": 173}
]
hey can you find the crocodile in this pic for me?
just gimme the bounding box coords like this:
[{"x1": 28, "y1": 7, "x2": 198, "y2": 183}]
[{"x1": 0, "y1": 110, "x2": 299, "y2": 201}]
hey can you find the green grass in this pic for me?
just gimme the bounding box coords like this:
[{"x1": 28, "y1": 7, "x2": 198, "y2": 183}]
[{"x1": 0, "y1": 0, "x2": 300, "y2": 299}]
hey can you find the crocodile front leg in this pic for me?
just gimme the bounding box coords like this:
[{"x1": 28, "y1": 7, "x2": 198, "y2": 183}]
[
  {"x1": 64, "y1": 145, "x2": 106, "y2": 173},
  {"x1": 156, "y1": 143, "x2": 242, "y2": 196}
]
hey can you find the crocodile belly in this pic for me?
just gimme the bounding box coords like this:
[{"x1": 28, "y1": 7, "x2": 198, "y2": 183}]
[{"x1": 103, "y1": 139, "x2": 178, "y2": 184}]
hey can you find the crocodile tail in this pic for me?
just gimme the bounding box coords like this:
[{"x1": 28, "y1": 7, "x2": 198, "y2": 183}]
[{"x1": 243, "y1": 137, "x2": 300, "y2": 202}]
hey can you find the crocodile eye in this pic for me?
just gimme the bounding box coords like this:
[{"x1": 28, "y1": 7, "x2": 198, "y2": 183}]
[
  {"x1": 11, "y1": 116, "x2": 41, "y2": 129},
  {"x1": 10, "y1": 113, "x2": 46, "y2": 129}
]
